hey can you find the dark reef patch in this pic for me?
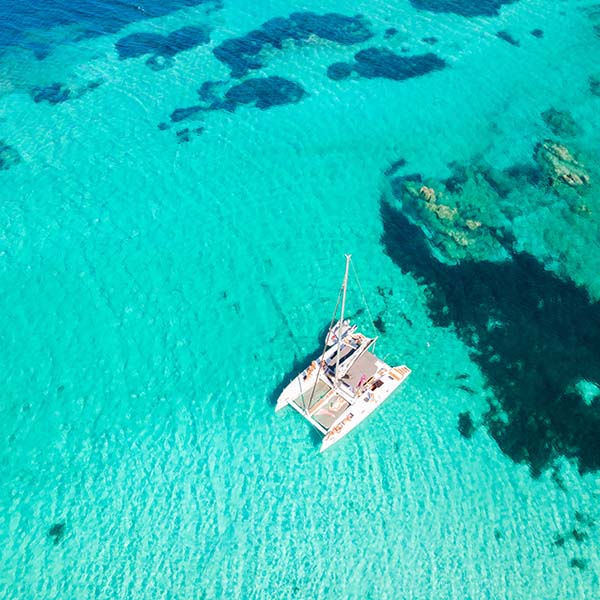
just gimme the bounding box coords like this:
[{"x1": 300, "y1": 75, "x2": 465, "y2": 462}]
[
  {"x1": 570, "y1": 558, "x2": 587, "y2": 570},
  {"x1": 496, "y1": 31, "x2": 520, "y2": 46},
  {"x1": 458, "y1": 411, "x2": 476, "y2": 438},
  {"x1": 170, "y1": 105, "x2": 203, "y2": 122},
  {"x1": 589, "y1": 75, "x2": 600, "y2": 98},
  {"x1": 48, "y1": 522, "x2": 66, "y2": 545},
  {"x1": 220, "y1": 76, "x2": 306, "y2": 111},
  {"x1": 175, "y1": 126, "x2": 204, "y2": 143},
  {"x1": 327, "y1": 62, "x2": 355, "y2": 81},
  {"x1": 0, "y1": 141, "x2": 22, "y2": 171},
  {"x1": 326, "y1": 48, "x2": 446, "y2": 81},
  {"x1": 409, "y1": 0, "x2": 517, "y2": 18},
  {"x1": 575, "y1": 511, "x2": 595, "y2": 527},
  {"x1": 572, "y1": 529, "x2": 588, "y2": 543},
  {"x1": 30, "y1": 79, "x2": 102, "y2": 105},
  {"x1": 373, "y1": 315, "x2": 386, "y2": 333},
  {"x1": 213, "y1": 12, "x2": 373, "y2": 78},
  {"x1": 31, "y1": 82, "x2": 70, "y2": 104},
  {"x1": 530, "y1": 28, "x2": 544, "y2": 38},
  {"x1": 503, "y1": 162, "x2": 543, "y2": 187},
  {"x1": 541, "y1": 108, "x2": 581, "y2": 137},
  {"x1": 116, "y1": 32, "x2": 163, "y2": 59},
  {"x1": 116, "y1": 25, "x2": 210, "y2": 69},
  {"x1": 380, "y1": 199, "x2": 600, "y2": 476},
  {"x1": 169, "y1": 76, "x2": 306, "y2": 124},
  {"x1": 198, "y1": 80, "x2": 224, "y2": 103},
  {"x1": 384, "y1": 158, "x2": 407, "y2": 177},
  {"x1": 384, "y1": 27, "x2": 399, "y2": 39}
]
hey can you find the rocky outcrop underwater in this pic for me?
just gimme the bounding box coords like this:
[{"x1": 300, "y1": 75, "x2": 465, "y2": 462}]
[{"x1": 386, "y1": 137, "x2": 593, "y2": 270}]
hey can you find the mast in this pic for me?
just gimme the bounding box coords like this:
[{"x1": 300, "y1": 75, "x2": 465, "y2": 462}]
[{"x1": 334, "y1": 254, "x2": 351, "y2": 385}]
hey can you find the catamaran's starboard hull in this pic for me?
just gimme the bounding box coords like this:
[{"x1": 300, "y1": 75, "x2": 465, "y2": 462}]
[{"x1": 320, "y1": 365, "x2": 411, "y2": 451}]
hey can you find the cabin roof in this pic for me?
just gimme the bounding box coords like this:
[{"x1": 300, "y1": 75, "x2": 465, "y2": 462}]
[{"x1": 342, "y1": 350, "x2": 380, "y2": 389}]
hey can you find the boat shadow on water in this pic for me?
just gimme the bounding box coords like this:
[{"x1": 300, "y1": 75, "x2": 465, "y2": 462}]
[{"x1": 380, "y1": 198, "x2": 600, "y2": 477}]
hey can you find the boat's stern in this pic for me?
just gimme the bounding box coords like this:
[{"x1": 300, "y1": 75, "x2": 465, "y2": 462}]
[
  {"x1": 275, "y1": 362, "x2": 319, "y2": 412},
  {"x1": 319, "y1": 364, "x2": 411, "y2": 452}
]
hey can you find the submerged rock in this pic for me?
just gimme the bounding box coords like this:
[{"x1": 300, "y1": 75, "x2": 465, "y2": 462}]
[
  {"x1": 534, "y1": 140, "x2": 590, "y2": 188},
  {"x1": 222, "y1": 76, "x2": 306, "y2": 111},
  {"x1": 541, "y1": 108, "x2": 581, "y2": 137},
  {"x1": 458, "y1": 411, "x2": 476, "y2": 438},
  {"x1": 214, "y1": 12, "x2": 373, "y2": 78},
  {"x1": 30, "y1": 79, "x2": 101, "y2": 105},
  {"x1": 116, "y1": 25, "x2": 210, "y2": 65},
  {"x1": 168, "y1": 76, "x2": 306, "y2": 126},
  {"x1": 384, "y1": 157, "x2": 407, "y2": 177},
  {"x1": 48, "y1": 522, "x2": 66, "y2": 545},
  {"x1": 327, "y1": 61, "x2": 354, "y2": 81},
  {"x1": 589, "y1": 75, "x2": 600, "y2": 98},
  {"x1": 0, "y1": 141, "x2": 21, "y2": 171},
  {"x1": 170, "y1": 105, "x2": 203, "y2": 122},
  {"x1": 496, "y1": 30, "x2": 520, "y2": 46},
  {"x1": 392, "y1": 167, "x2": 509, "y2": 264},
  {"x1": 31, "y1": 82, "x2": 71, "y2": 105},
  {"x1": 409, "y1": 0, "x2": 516, "y2": 18},
  {"x1": 327, "y1": 47, "x2": 446, "y2": 81}
]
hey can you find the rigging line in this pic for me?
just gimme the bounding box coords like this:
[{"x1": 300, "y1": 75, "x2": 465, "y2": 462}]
[
  {"x1": 350, "y1": 259, "x2": 377, "y2": 340},
  {"x1": 305, "y1": 282, "x2": 343, "y2": 412}
]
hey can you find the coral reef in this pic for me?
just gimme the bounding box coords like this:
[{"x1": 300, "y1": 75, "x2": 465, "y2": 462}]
[
  {"x1": 534, "y1": 140, "x2": 590, "y2": 188},
  {"x1": 390, "y1": 166, "x2": 510, "y2": 264}
]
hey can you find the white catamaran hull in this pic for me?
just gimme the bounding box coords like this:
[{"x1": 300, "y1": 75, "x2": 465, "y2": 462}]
[{"x1": 274, "y1": 255, "x2": 412, "y2": 451}]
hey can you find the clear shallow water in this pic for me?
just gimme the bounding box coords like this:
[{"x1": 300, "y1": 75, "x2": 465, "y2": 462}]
[{"x1": 1, "y1": 0, "x2": 599, "y2": 598}]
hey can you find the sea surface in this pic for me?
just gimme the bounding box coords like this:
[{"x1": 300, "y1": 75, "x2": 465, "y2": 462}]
[{"x1": 1, "y1": 0, "x2": 599, "y2": 598}]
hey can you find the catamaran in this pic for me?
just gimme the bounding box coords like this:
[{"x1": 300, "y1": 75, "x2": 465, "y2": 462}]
[{"x1": 275, "y1": 254, "x2": 411, "y2": 451}]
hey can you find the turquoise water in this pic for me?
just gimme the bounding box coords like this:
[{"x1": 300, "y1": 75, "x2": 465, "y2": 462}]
[{"x1": 1, "y1": 0, "x2": 600, "y2": 597}]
